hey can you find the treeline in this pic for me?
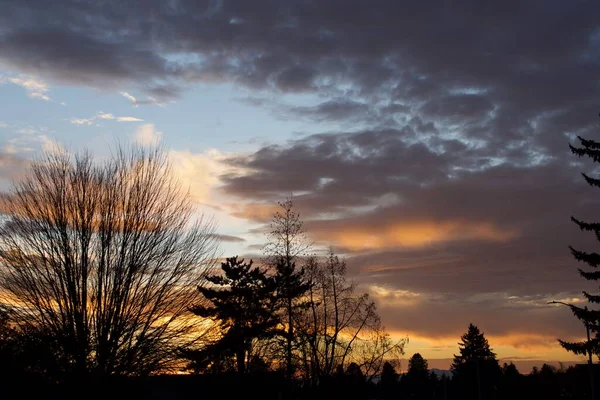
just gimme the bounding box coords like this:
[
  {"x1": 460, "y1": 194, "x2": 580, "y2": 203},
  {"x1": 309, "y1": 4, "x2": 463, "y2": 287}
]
[
  {"x1": 376, "y1": 324, "x2": 596, "y2": 400},
  {"x1": 0, "y1": 148, "x2": 404, "y2": 397},
  {"x1": 0, "y1": 145, "x2": 599, "y2": 399}
]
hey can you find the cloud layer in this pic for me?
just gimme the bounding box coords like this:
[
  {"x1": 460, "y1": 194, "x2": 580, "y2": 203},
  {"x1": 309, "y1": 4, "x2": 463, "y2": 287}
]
[{"x1": 2, "y1": 0, "x2": 600, "y2": 354}]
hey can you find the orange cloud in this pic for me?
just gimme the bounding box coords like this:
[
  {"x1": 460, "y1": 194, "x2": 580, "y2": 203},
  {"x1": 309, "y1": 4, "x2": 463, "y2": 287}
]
[
  {"x1": 387, "y1": 329, "x2": 584, "y2": 363},
  {"x1": 227, "y1": 202, "x2": 282, "y2": 223},
  {"x1": 321, "y1": 220, "x2": 517, "y2": 251}
]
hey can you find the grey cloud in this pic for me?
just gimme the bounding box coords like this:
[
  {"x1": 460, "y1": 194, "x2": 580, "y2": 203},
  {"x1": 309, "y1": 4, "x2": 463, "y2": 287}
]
[
  {"x1": 208, "y1": 233, "x2": 246, "y2": 243},
  {"x1": 419, "y1": 94, "x2": 494, "y2": 121},
  {"x1": 5, "y1": 0, "x2": 600, "y2": 346},
  {"x1": 285, "y1": 98, "x2": 375, "y2": 124},
  {"x1": 1, "y1": 0, "x2": 598, "y2": 124},
  {"x1": 218, "y1": 128, "x2": 600, "y2": 331}
]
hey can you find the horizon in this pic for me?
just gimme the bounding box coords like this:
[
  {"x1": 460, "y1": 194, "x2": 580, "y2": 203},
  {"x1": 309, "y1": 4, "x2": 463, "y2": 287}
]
[{"x1": 1, "y1": 0, "x2": 599, "y2": 367}]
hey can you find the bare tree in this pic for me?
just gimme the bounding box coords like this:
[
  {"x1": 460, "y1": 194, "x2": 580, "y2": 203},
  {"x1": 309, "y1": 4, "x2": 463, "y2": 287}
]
[
  {"x1": 297, "y1": 249, "x2": 406, "y2": 385},
  {"x1": 263, "y1": 196, "x2": 311, "y2": 379},
  {"x1": 0, "y1": 147, "x2": 219, "y2": 377}
]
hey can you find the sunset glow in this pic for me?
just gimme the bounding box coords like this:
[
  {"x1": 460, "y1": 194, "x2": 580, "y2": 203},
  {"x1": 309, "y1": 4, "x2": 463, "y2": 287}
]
[{"x1": 2, "y1": 0, "x2": 600, "y2": 374}]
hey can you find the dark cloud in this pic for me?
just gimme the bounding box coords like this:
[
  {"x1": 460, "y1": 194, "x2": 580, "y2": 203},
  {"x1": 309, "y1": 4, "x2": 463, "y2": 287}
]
[
  {"x1": 285, "y1": 98, "x2": 375, "y2": 124},
  {"x1": 4, "y1": 0, "x2": 600, "y2": 349},
  {"x1": 218, "y1": 127, "x2": 600, "y2": 342},
  {"x1": 1, "y1": 0, "x2": 598, "y2": 119}
]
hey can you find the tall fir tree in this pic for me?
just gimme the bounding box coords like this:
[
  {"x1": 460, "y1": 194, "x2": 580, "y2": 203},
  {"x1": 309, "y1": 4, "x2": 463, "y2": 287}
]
[
  {"x1": 189, "y1": 257, "x2": 278, "y2": 374},
  {"x1": 451, "y1": 324, "x2": 501, "y2": 400},
  {"x1": 557, "y1": 135, "x2": 600, "y2": 361},
  {"x1": 379, "y1": 361, "x2": 398, "y2": 399},
  {"x1": 403, "y1": 353, "x2": 430, "y2": 399}
]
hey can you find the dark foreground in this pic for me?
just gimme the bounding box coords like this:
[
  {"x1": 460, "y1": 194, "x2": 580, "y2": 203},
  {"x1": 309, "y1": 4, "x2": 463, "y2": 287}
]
[{"x1": 2, "y1": 366, "x2": 599, "y2": 400}]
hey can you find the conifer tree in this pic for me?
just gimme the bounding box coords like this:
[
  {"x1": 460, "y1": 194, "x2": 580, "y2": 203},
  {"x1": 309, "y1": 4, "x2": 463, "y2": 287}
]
[
  {"x1": 379, "y1": 361, "x2": 398, "y2": 399},
  {"x1": 407, "y1": 353, "x2": 428, "y2": 376},
  {"x1": 189, "y1": 257, "x2": 278, "y2": 374},
  {"x1": 451, "y1": 324, "x2": 501, "y2": 400},
  {"x1": 557, "y1": 135, "x2": 600, "y2": 362}
]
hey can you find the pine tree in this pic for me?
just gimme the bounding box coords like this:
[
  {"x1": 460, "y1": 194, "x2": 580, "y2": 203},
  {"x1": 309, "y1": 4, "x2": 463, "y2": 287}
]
[
  {"x1": 380, "y1": 361, "x2": 398, "y2": 386},
  {"x1": 189, "y1": 257, "x2": 278, "y2": 374},
  {"x1": 407, "y1": 353, "x2": 428, "y2": 376},
  {"x1": 404, "y1": 353, "x2": 429, "y2": 398},
  {"x1": 379, "y1": 361, "x2": 398, "y2": 399},
  {"x1": 557, "y1": 135, "x2": 600, "y2": 361},
  {"x1": 451, "y1": 324, "x2": 501, "y2": 400}
]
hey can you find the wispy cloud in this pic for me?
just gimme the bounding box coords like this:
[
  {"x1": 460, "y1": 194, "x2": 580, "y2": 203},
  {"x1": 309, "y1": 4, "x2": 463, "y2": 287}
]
[
  {"x1": 119, "y1": 91, "x2": 166, "y2": 107},
  {"x1": 4, "y1": 126, "x2": 59, "y2": 154},
  {"x1": 6, "y1": 75, "x2": 51, "y2": 101},
  {"x1": 120, "y1": 91, "x2": 137, "y2": 104},
  {"x1": 67, "y1": 112, "x2": 143, "y2": 126},
  {"x1": 17, "y1": 127, "x2": 37, "y2": 135},
  {"x1": 97, "y1": 112, "x2": 143, "y2": 122},
  {"x1": 67, "y1": 118, "x2": 94, "y2": 126},
  {"x1": 116, "y1": 116, "x2": 143, "y2": 122}
]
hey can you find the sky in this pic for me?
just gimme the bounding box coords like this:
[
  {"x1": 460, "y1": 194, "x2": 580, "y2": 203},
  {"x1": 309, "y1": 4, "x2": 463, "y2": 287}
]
[{"x1": 1, "y1": 0, "x2": 600, "y2": 370}]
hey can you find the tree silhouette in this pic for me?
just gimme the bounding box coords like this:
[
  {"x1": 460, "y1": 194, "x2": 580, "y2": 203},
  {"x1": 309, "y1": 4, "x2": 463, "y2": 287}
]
[
  {"x1": 556, "y1": 135, "x2": 600, "y2": 363},
  {"x1": 403, "y1": 353, "x2": 430, "y2": 398},
  {"x1": 451, "y1": 324, "x2": 501, "y2": 400},
  {"x1": 379, "y1": 361, "x2": 398, "y2": 400},
  {"x1": 295, "y1": 249, "x2": 406, "y2": 384},
  {"x1": 189, "y1": 257, "x2": 279, "y2": 375},
  {"x1": 407, "y1": 353, "x2": 428, "y2": 376},
  {"x1": 264, "y1": 196, "x2": 311, "y2": 380},
  {"x1": 0, "y1": 147, "x2": 218, "y2": 378}
]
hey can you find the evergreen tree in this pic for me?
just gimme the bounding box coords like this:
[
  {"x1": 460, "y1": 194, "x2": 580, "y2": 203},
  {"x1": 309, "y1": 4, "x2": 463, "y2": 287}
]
[
  {"x1": 189, "y1": 257, "x2": 278, "y2": 374},
  {"x1": 379, "y1": 361, "x2": 398, "y2": 400},
  {"x1": 407, "y1": 353, "x2": 428, "y2": 376},
  {"x1": 557, "y1": 135, "x2": 600, "y2": 362},
  {"x1": 380, "y1": 361, "x2": 398, "y2": 386},
  {"x1": 451, "y1": 324, "x2": 501, "y2": 400},
  {"x1": 502, "y1": 362, "x2": 521, "y2": 380},
  {"x1": 404, "y1": 353, "x2": 430, "y2": 398}
]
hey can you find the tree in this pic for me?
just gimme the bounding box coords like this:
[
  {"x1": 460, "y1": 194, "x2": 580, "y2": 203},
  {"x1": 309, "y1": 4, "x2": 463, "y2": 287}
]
[
  {"x1": 189, "y1": 257, "x2": 278, "y2": 375},
  {"x1": 296, "y1": 249, "x2": 406, "y2": 385},
  {"x1": 264, "y1": 196, "x2": 311, "y2": 379},
  {"x1": 502, "y1": 362, "x2": 520, "y2": 379},
  {"x1": 403, "y1": 353, "x2": 430, "y2": 398},
  {"x1": 556, "y1": 136, "x2": 600, "y2": 362},
  {"x1": 451, "y1": 324, "x2": 501, "y2": 400},
  {"x1": 0, "y1": 147, "x2": 218, "y2": 378},
  {"x1": 407, "y1": 353, "x2": 428, "y2": 376},
  {"x1": 379, "y1": 361, "x2": 399, "y2": 399}
]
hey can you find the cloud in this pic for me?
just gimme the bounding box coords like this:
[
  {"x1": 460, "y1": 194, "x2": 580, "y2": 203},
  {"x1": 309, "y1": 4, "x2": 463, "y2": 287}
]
[
  {"x1": 208, "y1": 233, "x2": 246, "y2": 243},
  {"x1": 67, "y1": 112, "x2": 143, "y2": 126},
  {"x1": 133, "y1": 124, "x2": 162, "y2": 146},
  {"x1": 67, "y1": 118, "x2": 93, "y2": 126},
  {"x1": 97, "y1": 112, "x2": 143, "y2": 122},
  {"x1": 3, "y1": 0, "x2": 600, "y2": 354},
  {"x1": 120, "y1": 91, "x2": 138, "y2": 105},
  {"x1": 5, "y1": 75, "x2": 51, "y2": 101},
  {"x1": 119, "y1": 91, "x2": 168, "y2": 107},
  {"x1": 168, "y1": 148, "x2": 234, "y2": 204},
  {"x1": 116, "y1": 116, "x2": 143, "y2": 122},
  {"x1": 320, "y1": 220, "x2": 517, "y2": 251},
  {"x1": 215, "y1": 126, "x2": 600, "y2": 347},
  {"x1": 0, "y1": 152, "x2": 29, "y2": 185}
]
